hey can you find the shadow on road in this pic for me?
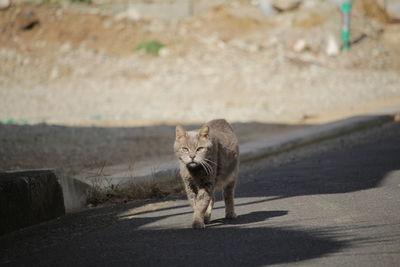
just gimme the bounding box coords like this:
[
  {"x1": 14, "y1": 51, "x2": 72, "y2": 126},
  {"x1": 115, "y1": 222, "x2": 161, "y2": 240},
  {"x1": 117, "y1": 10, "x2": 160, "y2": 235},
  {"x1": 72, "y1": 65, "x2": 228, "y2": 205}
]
[
  {"x1": 78, "y1": 224, "x2": 346, "y2": 267},
  {"x1": 1, "y1": 195, "x2": 349, "y2": 267},
  {"x1": 237, "y1": 128, "x2": 400, "y2": 200},
  {"x1": 209, "y1": 210, "x2": 289, "y2": 226},
  {"x1": 1, "y1": 209, "x2": 347, "y2": 267}
]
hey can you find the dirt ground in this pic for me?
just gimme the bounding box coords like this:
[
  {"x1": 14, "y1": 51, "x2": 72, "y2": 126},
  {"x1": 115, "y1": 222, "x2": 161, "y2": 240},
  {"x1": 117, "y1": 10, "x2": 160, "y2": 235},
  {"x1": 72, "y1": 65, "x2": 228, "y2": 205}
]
[{"x1": 1, "y1": 0, "x2": 400, "y2": 175}]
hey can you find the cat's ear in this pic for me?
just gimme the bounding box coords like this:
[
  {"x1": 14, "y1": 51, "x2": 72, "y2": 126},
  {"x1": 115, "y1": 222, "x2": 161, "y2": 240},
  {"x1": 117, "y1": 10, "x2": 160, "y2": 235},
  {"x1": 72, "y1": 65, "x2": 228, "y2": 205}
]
[
  {"x1": 199, "y1": 125, "x2": 209, "y2": 139},
  {"x1": 176, "y1": 125, "x2": 187, "y2": 140}
]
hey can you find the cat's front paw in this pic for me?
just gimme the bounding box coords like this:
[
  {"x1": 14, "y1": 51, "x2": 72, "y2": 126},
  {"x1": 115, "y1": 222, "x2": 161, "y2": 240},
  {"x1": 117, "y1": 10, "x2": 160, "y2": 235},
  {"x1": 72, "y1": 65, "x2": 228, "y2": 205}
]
[
  {"x1": 192, "y1": 220, "x2": 205, "y2": 229},
  {"x1": 225, "y1": 212, "x2": 237, "y2": 220}
]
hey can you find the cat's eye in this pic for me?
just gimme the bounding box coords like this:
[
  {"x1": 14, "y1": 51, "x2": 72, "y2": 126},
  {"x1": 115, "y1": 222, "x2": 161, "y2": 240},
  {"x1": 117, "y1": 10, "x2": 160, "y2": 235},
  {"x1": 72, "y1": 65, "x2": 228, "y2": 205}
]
[
  {"x1": 181, "y1": 147, "x2": 189, "y2": 153},
  {"x1": 196, "y1": 147, "x2": 205, "y2": 152}
]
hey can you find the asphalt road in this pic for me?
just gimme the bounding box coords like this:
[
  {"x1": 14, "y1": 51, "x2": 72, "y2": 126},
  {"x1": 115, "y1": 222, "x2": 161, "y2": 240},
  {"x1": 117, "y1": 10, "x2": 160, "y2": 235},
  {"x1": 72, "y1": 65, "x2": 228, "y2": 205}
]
[{"x1": 1, "y1": 121, "x2": 400, "y2": 266}]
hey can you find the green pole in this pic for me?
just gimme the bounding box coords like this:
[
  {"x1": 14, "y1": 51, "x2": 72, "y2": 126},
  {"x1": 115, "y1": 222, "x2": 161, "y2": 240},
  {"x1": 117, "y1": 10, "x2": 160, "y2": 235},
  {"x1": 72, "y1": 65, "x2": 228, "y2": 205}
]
[{"x1": 341, "y1": 1, "x2": 352, "y2": 52}]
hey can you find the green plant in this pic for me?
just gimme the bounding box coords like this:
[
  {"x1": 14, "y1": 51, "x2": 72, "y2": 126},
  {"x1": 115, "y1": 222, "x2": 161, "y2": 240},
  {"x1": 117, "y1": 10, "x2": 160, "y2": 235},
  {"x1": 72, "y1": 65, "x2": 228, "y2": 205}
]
[{"x1": 134, "y1": 40, "x2": 165, "y2": 55}]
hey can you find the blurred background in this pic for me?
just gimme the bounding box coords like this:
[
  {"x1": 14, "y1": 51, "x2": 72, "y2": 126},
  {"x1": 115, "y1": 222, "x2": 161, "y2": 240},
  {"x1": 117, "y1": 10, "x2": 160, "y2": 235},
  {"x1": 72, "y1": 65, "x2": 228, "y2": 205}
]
[
  {"x1": 1, "y1": 0, "x2": 400, "y2": 175},
  {"x1": 1, "y1": 0, "x2": 400, "y2": 126}
]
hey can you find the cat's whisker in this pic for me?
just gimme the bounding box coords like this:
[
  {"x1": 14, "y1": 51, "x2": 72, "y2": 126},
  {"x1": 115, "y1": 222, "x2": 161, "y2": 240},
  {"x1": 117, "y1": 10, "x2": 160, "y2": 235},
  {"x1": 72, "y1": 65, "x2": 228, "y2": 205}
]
[
  {"x1": 200, "y1": 161, "x2": 210, "y2": 176},
  {"x1": 204, "y1": 158, "x2": 217, "y2": 165},
  {"x1": 206, "y1": 163, "x2": 213, "y2": 176},
  {"x1": 207, "y1": 162, "x2": 214, "y2": 176},
  {"x1": 200, "y1": 161, "x2": 209, "y2": 175},
  {"x1": 202, "y1": 161, "x2": 215, "y2": 177},
  {"x1": 202, "y1": 161, "x2": 212, "y2": 176},
  {"x1": 201, "y1": 163, "x2": 210, "y2": 175}
]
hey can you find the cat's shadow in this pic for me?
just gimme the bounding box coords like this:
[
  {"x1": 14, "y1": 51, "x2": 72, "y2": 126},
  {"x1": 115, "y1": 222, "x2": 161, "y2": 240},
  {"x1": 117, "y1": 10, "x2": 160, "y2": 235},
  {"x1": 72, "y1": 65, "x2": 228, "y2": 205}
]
[{"x1": 208, "y1": 210, "x2": 288, "y2": 227}]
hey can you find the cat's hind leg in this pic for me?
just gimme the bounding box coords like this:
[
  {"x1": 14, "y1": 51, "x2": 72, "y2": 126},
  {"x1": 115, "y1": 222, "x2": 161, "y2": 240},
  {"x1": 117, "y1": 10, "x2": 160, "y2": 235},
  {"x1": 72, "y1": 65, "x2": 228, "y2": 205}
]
[{"x1": 223, "y1": 179, "x2": 237, "y2": 220}]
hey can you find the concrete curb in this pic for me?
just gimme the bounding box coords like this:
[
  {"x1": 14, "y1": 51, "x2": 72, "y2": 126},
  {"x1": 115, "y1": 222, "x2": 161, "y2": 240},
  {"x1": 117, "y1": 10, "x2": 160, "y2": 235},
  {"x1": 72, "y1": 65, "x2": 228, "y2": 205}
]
[
  {"x1": 0, "y1": 169, "x2": 65, "y2": 236},
  {"x1": 58, "y1": 174, "x2": 91, "y2": 213},
  {"x1": 240, "y1": 114, "x2": 395, "y2": 163}
]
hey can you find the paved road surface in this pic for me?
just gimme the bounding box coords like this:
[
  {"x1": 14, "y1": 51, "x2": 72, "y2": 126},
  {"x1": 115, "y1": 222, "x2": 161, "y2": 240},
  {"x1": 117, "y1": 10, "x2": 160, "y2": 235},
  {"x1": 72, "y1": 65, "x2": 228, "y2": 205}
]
[{"x1": 1, "y1": 122, "x2": 400, "y2": 266}]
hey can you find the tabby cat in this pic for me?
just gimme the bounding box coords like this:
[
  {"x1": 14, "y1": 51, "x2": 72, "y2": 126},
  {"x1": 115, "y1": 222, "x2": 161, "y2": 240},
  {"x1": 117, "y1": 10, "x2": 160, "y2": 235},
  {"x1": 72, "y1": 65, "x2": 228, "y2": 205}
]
[{"x1": 174, "y1": 119, "x2": 239, "y2": 229}]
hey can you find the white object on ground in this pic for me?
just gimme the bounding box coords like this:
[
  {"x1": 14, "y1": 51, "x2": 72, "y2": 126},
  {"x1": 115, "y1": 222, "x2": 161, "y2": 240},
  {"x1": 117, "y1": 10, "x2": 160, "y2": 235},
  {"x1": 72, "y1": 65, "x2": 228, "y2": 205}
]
[{"x1": 326, "y1": 34, "x2": 340, "y2": 56}]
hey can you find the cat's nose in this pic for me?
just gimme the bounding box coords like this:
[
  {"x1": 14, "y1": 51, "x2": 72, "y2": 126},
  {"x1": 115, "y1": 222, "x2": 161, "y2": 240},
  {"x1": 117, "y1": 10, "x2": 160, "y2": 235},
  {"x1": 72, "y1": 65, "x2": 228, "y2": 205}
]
[{"x1": 189, "y1": 154, "x2": 196, "y2": 160}]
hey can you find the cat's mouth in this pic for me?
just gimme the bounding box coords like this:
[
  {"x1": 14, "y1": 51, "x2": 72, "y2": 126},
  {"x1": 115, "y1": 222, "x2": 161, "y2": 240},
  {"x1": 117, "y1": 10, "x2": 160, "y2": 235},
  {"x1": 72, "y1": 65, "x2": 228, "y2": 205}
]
[{"x1": 187, "y1": 162, "x2": 199, "y2": 169}]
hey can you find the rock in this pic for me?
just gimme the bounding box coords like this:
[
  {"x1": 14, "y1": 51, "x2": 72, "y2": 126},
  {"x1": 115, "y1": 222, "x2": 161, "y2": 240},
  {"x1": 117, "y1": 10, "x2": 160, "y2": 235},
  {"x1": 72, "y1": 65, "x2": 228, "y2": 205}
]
[
  {"x1": 292, "y1": 39, "x2": 308, "y2": 52},
  {"x1": 325, "y1": 34, "x2": 339, "y2": 56},
  {"x1": 16, "y1": 11, "x2": 40, "y2": 31},
  {"x1": 271, "y1": 0, "x2": 302, "y2": 12},
  {"x1": 0, "y1": 0, "x2": 10, "y2": 10},
  {"x1": 379, "y1": 0, "x2": 400, "y2": 21},
  {"x1": 259, "y1": 0, "x2": 276, "y2": 16}
]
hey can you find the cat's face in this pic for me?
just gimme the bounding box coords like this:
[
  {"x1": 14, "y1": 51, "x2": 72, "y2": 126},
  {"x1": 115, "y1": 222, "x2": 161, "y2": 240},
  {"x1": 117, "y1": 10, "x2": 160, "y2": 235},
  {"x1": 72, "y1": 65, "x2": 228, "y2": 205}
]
[{"x1": 174, "y1": 125, "x2": 213, "y2": 170}]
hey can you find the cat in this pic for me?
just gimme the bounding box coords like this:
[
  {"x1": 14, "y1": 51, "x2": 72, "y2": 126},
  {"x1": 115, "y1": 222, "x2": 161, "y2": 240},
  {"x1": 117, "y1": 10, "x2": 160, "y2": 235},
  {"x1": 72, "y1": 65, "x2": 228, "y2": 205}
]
[{"x1": 174, "y1": 119, "x2": 239, "y2": 229}]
